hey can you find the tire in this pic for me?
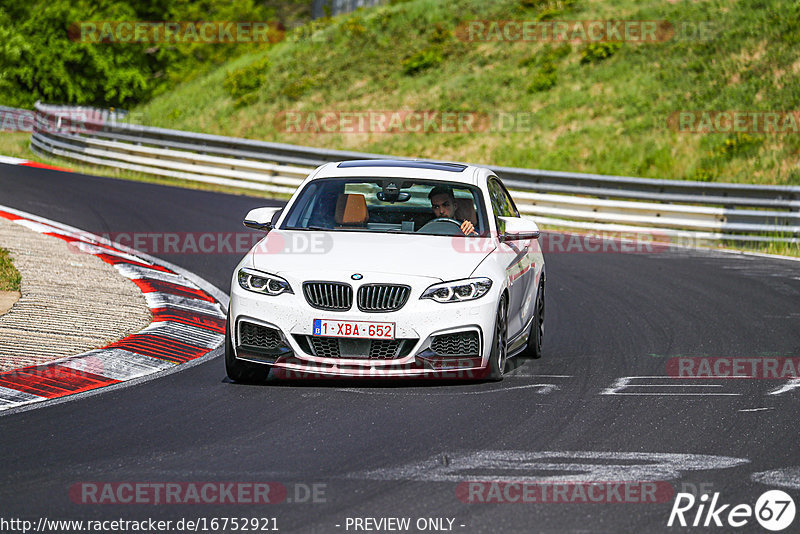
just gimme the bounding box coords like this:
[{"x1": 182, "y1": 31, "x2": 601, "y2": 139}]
[
  {"x1": 521, "y1": 280, "x2": 545, "y2": 359},
  {"x1": 487, "y1": 296, "x2": 508, "y2": 381},
  {"x1": 225, "y1": 309, "x2": 270, "y2": 383}
]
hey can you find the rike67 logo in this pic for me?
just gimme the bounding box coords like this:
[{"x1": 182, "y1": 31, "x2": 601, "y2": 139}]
[{"x1": 668, "y1": 490, "x2": 796, "y2": 531}]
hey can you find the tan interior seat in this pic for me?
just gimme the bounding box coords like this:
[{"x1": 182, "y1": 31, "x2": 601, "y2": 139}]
[{"x1": 335, "y1": 193, "x2": 369, "y2": 226}]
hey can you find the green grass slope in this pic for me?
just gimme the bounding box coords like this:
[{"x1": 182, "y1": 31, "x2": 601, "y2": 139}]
[{"x1": 137, "y1": 0, "x2": 800, "y2": 185}]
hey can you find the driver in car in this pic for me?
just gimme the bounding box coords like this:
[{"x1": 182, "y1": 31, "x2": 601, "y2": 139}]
[{"x1": 428, "y1": 186, "x2": 477, "y2": 236}]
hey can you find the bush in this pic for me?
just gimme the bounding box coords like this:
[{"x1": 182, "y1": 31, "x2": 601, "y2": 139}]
[
  {"x1": 429, "y1": 23, "x2": 452, "y2": 45},
  {"x1": 691, "y1": 167, "x2": 718, "y2": 182},
  {"x1": 528, "y1": 63, "x2": 557, "y2": 92},
  {"x1": 710, "y1": 133, "x2": 763, "y2": 160},
  {"x1": 341, "y1": 17, "x2": 367, "y2": 38},
  {"x1": 522, "y1": 44, "x2": 570, "y2": 92},
  {"x1": 282, "y1": 78, "x2": 316, "y2": 101},
  {"x1": 402, "y1": 47, "x2": 443, "y2": 75},
  {"x1": 580, "y1": 42, "x2": 621, "y2": 64},
  {"x1": 0, "y1": 0, "x2": 286, "y2": 109},
  {"x1": 223, "y1": 56, "x2": 270, "y2": 106}
]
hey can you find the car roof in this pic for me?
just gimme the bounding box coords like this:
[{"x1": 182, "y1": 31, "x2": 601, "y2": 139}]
[
  {"x1": 311, "y1": 159, "x2": 489, "y2": 185},
  {"x1": 337, "y1": 159, "x2": 468, "y2": 172}
]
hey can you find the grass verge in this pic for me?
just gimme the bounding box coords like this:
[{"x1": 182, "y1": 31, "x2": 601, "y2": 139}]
[{"x1": 0, "y1": 248, "x2": 21, "y2": 292}]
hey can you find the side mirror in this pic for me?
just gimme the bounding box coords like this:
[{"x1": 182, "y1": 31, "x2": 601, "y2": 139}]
[
  {"x1": 498, "y1": 216, "x2": 540, "y2": 241},
  {"x1": 243, "y1": 207, "x2": 283, "y2": 231}
]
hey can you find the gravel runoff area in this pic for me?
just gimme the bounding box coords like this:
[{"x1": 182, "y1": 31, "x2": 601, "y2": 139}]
[{"x1": 0, "y1": 216, "x2": 151, "y2": 371}]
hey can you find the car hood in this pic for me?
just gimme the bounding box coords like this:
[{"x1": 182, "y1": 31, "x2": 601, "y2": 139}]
[{"x1": 249, "y1": 230, "x2": 493, "y2": 281}]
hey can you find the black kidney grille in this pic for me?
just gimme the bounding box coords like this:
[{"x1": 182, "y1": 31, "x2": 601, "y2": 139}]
[
  {"x1": 303, "y1": 282, "x2": 352, "y2": 311},
  {"x1": 357, "y1": 284, "x2": 411, "y2": 312}
]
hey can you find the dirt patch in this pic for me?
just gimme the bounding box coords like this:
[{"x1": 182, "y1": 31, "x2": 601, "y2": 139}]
[{"x1": 0, "y1": 290, "x2": 20, "y2": 316}]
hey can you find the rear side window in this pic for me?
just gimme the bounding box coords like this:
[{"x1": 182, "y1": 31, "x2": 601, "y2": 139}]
[{"x1": 488, "y1": 177, "x2": 518, "y2": 232}]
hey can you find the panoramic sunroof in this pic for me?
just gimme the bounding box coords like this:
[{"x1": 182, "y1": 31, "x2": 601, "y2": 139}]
[{"x1": 337, "y1": 159, "x2": 468, "y2": 172}]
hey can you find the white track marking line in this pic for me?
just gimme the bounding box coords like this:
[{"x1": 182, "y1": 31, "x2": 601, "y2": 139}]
[
  {"x1": 601, "y1": 376, "x2": 742, "y2": 396},
  {"x1": 768, "y1": 379, "x2": 800, "y2": 396},
  {"x1": 348, "y1": 451, "x2": 749, "y2": 483}
]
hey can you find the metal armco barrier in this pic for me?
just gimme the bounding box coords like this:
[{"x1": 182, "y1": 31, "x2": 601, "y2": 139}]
[{"x1": 23, "y1": 103, "x2": 800, "y2": 243}]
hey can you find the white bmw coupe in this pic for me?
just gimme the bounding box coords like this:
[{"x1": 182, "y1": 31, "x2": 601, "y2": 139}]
[{"x1": 226, "y1": 160, "x2": 545, "y2": 381}]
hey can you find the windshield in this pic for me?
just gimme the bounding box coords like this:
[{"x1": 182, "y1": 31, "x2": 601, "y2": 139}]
[{"x1": 281, "y1": 177, "x2": 488, "y2": 236}]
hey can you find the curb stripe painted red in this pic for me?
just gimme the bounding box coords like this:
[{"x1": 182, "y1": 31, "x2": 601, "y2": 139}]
[
  {"x1": 150, "y1": 307, "x2": 226, "y2": 333},
  {"x1": 0, "y1": 367, "x2": 121, "y2": 398},
  {"x1": 105, "y1": 335, "x2": 210, "y2": 364},
  {"x1": 0, "y1": 207, "x2": 225, "y2": 411},
  {"x1": 0, "y1": 155, "x2": 73, "y2": 173}
]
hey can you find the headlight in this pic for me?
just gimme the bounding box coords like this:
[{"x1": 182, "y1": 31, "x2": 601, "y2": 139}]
[
  {"x1": 238, "y1": 268, "x2": 293, "y2": 296},
  {"x1": 421, "y1": 277, "x2": 492, "y2": 303}
]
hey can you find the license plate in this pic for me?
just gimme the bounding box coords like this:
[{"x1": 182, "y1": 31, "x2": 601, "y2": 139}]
[{"x1": 313, "y1": 319, "x2": 395, "y2": 339}]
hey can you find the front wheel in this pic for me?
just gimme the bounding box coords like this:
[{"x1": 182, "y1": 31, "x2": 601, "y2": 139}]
[
  {"x1": 487, "y1": 296, "x2": 508, "y2": 381},
  {"x1": 225, "y1": 310, "x2": 270, "y2": 383}
]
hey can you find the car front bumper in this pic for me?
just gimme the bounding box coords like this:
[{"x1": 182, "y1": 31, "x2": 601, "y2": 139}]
[{"x1": 229, "y1": 275, "x2": 500, "y2": 379}]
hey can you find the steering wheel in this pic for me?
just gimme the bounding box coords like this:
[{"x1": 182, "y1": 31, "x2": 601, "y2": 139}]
[{"x1": 417, "y1": 217, "x2": 464, "y2": 235}]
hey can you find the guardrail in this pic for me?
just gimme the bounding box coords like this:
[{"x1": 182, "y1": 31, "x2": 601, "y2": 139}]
[{"x1": 20, "y1": 103, "x2": 800, "y2": 243}]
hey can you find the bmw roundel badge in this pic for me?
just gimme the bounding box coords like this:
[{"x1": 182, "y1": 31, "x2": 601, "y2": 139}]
[{"x1": 351, "y1": 273, "x2": 363, "y2": 280}]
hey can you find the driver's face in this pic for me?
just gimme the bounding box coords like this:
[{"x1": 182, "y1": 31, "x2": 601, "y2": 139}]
[{"x1": 430, "y1": 193, "x2": 455, "y2": 218}]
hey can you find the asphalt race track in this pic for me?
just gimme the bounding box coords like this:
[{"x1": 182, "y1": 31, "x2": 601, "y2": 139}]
[{"x1": 1, "y1": 163, "x2": 799, "y2": 533}]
